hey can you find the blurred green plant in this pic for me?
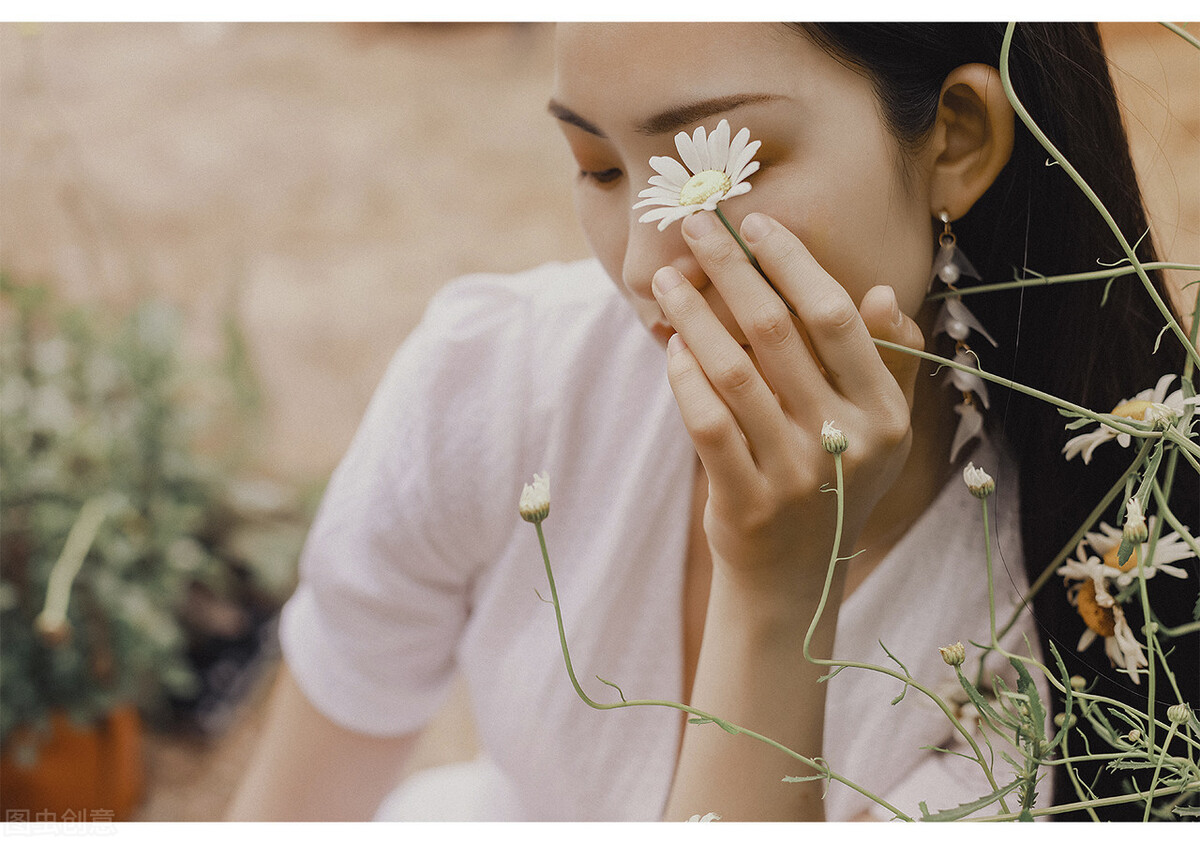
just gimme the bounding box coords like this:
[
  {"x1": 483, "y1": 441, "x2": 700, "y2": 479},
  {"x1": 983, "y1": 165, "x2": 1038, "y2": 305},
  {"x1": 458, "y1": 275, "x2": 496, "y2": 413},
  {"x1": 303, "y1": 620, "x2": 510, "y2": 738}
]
[{"x1": 0, "y1": 273, "x2": 307, "y2": 762}]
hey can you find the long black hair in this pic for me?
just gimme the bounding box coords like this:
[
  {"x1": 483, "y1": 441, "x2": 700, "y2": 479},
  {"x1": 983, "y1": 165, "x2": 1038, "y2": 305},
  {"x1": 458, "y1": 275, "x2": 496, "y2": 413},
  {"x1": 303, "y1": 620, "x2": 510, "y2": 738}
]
[{"x1": 796, "y1": 23, "x2": 1198, "y2": 820}]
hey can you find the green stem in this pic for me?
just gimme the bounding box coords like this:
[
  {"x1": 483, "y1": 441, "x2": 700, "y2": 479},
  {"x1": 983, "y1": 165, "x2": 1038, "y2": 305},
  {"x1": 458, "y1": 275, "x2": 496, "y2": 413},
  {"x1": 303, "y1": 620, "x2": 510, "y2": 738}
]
[
  {"x1": 872, "y1": 338, "x2": 1158, "y2": 441},
  {"x1": 995, "y1": 439, "x2": 1151, "y2": 642},
  {"x1": 802, "y1": 454, "x2": 1009, "y2": 812},
  {"x1": 982, "y1": 495, "x2": 998, "y2": 648},
  {"x1": 713, "y1": 206, "x2": 799, "y2": 318},
  {"x1": 1161, "y1": 21, "x2": 1200, "y2": 50},
  {"x1": 999, "y1": 22, "x2": 1200, "y2": 373},
  {"x1": 1144, "y1": 723, "x2": 1180, "y2": 822},
  {"x1": 925, "y1": 262, "x2": 1200, "y2": 301},
  {"x1": 532, "y1": 518, "x2": 912, "y2": 821}
]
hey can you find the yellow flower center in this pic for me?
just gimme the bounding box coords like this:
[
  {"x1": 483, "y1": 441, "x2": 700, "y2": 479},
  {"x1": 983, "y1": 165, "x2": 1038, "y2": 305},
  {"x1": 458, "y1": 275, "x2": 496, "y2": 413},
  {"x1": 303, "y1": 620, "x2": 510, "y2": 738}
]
[
  {"x1": 1076, "y1": 579, "x2": 1116, "y2": 638},
  {"x1": 679, "y1": 169, "x2": 732, "y2": 206},
  {"x1": 1111, "y1": 399, "x2": 1153, "y2": 420},
  {"x1": 1102, "y1": 544, "x2": 1138, "y2": 573}
]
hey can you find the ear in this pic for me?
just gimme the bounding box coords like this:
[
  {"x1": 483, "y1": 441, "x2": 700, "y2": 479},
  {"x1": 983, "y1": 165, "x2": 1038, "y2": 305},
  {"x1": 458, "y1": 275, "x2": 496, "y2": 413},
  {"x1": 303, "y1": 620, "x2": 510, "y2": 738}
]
[{"x1": 927, "y1": 63, "x2": 1015, "y2": 221}]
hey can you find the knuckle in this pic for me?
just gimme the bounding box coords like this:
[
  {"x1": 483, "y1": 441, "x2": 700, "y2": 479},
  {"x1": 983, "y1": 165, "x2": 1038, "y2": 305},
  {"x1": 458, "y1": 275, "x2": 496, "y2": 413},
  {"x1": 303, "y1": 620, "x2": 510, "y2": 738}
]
[
  {"x1": 709, "y1": 354, "x2": 758, "y2": 396},
  {"x1": 746, "y1": 299, "x2": 794, "y2": 349},
  {"x1": 689, "y1": 412, "x2": 732, "y2": 449},
  {"x1": 809, "y1": 294, "x2": 860, "y2": 336},
  {"x1": 700, "y1": 233, "x2": 742, "y2": 268}
]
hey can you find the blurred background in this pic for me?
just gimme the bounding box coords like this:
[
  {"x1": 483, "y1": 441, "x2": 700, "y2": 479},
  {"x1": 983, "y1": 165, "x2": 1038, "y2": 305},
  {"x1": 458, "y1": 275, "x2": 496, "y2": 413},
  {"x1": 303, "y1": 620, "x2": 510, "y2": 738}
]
[{"x1": 0, "y1": 21, "x2": 1195, "y2": 822}]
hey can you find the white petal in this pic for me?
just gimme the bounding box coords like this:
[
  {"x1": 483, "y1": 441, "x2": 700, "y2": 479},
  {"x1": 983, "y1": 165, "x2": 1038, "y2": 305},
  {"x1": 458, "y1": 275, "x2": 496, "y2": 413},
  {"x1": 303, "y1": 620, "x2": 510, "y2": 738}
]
[
  {"x1": 648, "y1": 155, "x2": 692, "y2": 187},
  {"x1": 676, "y1": 127, "x2": 704, "y2": 174},
  {"x1": 730, "y1": 154, "x2": 761, "y2": 186},
  {"x1": 725, "y1": 127, "x2": 750, "y2": 174},
  {"x1": 647, "y1": 174, "x2": 684, "y2": 191},
  {"x1": 707, "y1": 119, "x2": 731, "y2": 171},
  {"x1": 1150, "y1": 373, "x2": 1176, "y2": 403},
  {"x1": 723, "y1": 182, "x2": 752, "y2": 200}
]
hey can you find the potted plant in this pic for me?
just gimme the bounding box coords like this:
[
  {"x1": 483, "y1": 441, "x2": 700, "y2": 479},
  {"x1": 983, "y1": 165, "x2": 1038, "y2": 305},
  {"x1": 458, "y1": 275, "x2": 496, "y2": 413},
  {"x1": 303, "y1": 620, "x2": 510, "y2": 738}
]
[{"x1": 0, "y1": 276, "x2": 303, "y2": 819}]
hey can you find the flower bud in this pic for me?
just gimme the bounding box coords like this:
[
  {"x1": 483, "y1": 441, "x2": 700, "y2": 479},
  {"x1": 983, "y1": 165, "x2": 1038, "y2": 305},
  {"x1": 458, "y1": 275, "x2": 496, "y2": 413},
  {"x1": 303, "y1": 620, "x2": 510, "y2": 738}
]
[
  {"x1": 821, "y1": 420, "x2": 847, "y2": 455},
  {"x1": 1167, "y1": 703, "x2": 1191, "y2": 725},
  {"x1": 939, "y1": 641, "x2": 966, "y2": 666},
  {"x1": 962, "y1": 462, "x2": 994, "y2": 498},
  {"x1": 1069, "y1": 675, "x2": 1087, "y2": 692},
  {"x1": 1121, "y1": 498, "x2": 1148, "y2": 544},
  {"x1": 519, "y1": 472, "x2": 550, "y2": 524},
  {"x1": 1054, "y1": 712, "x2": 1076, "y2": 729},
  {"x1": 1126, "y1": 729, "x2": 1142, "y2": 743}
]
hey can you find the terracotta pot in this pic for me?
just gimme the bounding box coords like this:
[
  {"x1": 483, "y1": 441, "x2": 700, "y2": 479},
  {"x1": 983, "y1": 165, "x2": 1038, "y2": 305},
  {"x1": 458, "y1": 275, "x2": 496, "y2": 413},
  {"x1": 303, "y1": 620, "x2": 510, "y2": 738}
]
[{"x1": 0, "y1": 706, "x2": 143, "y2": 821}]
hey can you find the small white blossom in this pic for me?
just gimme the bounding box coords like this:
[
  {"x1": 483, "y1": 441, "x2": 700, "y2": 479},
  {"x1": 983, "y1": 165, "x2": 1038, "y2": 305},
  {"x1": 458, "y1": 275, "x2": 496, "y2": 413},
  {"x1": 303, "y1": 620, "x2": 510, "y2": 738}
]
[
  {"x1": 633, "y1": 119, "x2": 761, "y2": 231},
  {"x1": 1082, "y1": 518, "x2": 1193, "y2": 588},
  {"x1": 687, "y1": 812, "x2": 721, "y2": 822},
  {"x1": 1062, "y1": 374, "x2": 1199, "y2": 464},
  {"x1": 519, "y1": 472, "x2": 550, "y2": 523},
  {"x1": 820, "y1": 420, "x2": 848, "y2": 454},
  {"x1": 962, "y1": 462, "x2": 994, "y2": 498}
]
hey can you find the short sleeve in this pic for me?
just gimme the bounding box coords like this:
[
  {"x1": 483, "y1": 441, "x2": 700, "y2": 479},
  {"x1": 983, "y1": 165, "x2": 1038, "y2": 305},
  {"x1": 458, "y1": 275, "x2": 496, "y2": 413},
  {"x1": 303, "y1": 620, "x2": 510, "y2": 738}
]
[{"x1": 278, "y1": 273, "x2": 536, "y2": 736}]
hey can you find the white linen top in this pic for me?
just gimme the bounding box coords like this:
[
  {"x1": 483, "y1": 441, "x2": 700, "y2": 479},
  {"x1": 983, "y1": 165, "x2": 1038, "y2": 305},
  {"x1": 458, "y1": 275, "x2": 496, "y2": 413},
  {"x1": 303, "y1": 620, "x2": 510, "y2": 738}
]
[{"x1": 279, "y1": 258, "x2": 1045, "y2": 822}]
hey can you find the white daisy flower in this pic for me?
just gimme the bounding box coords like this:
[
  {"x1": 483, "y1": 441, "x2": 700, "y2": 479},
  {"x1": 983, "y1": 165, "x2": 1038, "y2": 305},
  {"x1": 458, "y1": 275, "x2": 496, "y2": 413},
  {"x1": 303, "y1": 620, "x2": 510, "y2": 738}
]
[
  {"x1": 1081, "y1": 517, "x2": 1193, "y2": 588},
  {"x1": 633, "y1": 119, "x2": 761, "y2": 231},
  {"x1": 1062, "y1": 374, "x2": 1199, "y2": 464},
  {"x1": 962, "y1": 462, "x2": 995, "y2": 498}
]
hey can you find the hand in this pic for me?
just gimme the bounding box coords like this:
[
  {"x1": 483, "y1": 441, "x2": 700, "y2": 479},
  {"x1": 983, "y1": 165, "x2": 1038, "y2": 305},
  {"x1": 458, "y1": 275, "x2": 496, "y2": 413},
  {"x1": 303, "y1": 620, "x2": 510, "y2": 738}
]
[{"x1": 651, "y1": 211, "x2": 925, "y2": 590}]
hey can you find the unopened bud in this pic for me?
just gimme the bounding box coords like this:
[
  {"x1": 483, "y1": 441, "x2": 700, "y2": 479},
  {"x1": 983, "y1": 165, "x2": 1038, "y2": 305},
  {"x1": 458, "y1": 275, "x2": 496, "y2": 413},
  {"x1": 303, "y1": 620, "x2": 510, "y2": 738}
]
[
  {"x1": 939, "y1": 641, "x2": 966, "y2": 666},
  {"x1": 1121, "y1": 498, "x2": 1148, "y2": 544},
  {"x1": 1167, "y1": 703, "x2": 1192, "y2": 726},
  {"x1": 519, "y1": 472, "x2": 550, "y2": 524},
  {"x1": 821, "y1": 421, "x2": 847, "y2": 455},
  {"x1": 1054, "y1": 712, "x2": 1076, "y2": 729},
  {"x1": 962, "y1": 462, "x2": 994, "y2": 498},
  {"x1": 1069, "y1": 675, "x2": 1087, "y2": 692}
]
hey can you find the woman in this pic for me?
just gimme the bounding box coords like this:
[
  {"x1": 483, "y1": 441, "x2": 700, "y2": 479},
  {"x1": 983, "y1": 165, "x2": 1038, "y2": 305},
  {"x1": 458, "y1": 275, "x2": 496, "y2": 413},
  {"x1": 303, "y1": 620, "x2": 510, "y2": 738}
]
[{"x1": 228, "y1": 23, "x2": 1197, "y2": 821}]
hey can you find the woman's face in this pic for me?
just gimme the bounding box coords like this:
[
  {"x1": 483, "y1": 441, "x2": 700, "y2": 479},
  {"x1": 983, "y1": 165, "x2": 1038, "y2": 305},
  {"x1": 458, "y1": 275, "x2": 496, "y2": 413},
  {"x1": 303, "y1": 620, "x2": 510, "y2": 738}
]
[{"x1": 551, "y1": 23, "x2": 939, "y2": 345}]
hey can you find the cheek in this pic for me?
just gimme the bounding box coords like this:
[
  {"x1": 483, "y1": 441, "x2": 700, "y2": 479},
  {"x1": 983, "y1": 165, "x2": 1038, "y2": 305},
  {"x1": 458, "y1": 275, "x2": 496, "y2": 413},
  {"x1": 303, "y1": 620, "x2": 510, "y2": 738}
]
[
  {"x1": 769, "y1": 171, "x2": 932, "y2": 317},
  {"x1": 573, "y1": 189, "x2": 629, "y2": 292}
]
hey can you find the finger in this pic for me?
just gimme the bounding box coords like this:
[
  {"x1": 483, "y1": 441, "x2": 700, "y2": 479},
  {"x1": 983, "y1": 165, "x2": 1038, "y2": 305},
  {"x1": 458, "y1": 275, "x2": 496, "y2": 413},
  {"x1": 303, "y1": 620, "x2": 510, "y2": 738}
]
[
  {"x1": 860, "y1": 285, "x2": 925, "y2": 410},
  {"x1": 739, "y1": 213, "x2": 901, "y2": 408},
  {"x1": 663, "y1": 332, "x2": 758, "y2": 491},
  {"x1": 653, "y1": 265, "x2": 793, "y2": 465},
  {"x1": 679, "y1": 211, "x2": 828, "y2": 405}
]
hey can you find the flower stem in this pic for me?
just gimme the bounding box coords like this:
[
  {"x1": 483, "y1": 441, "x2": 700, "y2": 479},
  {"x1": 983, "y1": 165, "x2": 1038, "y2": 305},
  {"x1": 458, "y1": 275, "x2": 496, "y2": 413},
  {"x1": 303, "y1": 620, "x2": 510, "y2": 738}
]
[
  {"x1": 1000, "y1": 22, "x2": 1200, "y2": 373},
  {"x1": 713, "y1": 207, "x2": 799, "y2": 318},
  {"x1": 36, "y1": 493, "x2": 116, "y2": 632},
  {"x1": 924, "y1": 262, "x2": 1200, "y2": 301},
  {"x1": 532, "y1": 517, "x2": 911, "y2": 820}
]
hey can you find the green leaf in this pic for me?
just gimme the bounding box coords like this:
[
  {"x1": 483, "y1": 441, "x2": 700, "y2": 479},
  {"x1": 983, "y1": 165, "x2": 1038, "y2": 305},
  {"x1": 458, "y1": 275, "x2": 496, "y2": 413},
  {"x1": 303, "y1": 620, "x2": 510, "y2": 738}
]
[
  {"x1": 1009, "y1": 656, "x2": 1046, "y2": 746},
  {"x1": 918, "y1": 779, "x2": 1024, "y2": 821},
  {"x1": 957, "y1": 667, "x2": 1018, "y2": 731}
]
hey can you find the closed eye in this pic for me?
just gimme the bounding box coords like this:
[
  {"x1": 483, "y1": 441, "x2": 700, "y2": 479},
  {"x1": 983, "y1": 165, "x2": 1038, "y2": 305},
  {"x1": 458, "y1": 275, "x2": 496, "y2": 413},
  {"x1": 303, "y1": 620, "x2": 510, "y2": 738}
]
[{"x1": 579, "y1": 167, "x2": 623, "y2": 185}]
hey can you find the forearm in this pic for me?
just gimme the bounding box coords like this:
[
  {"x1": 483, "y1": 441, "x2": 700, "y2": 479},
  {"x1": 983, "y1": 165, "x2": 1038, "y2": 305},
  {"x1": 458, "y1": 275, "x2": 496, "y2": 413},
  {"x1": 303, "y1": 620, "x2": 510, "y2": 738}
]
[
  {"x1": 225, "y1": 665, "x2": 416, "y2": 821},
  {"x1": 663, "y1": 564, "x2": 844, "y2": 822}
]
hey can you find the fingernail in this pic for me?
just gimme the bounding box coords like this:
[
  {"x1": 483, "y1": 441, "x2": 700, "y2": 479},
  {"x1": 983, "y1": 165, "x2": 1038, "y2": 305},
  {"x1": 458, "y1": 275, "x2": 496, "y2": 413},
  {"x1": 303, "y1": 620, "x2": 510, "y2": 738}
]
[
  {"x1": 741, "y1": 213, "x2": 772, "y2": 243},
  {"x1": 887, "y1": 287, "x2": 903, "y2": 326},
  {"x1": 681, "y1": 211, "x2": 719, "y2": 239},
  {"x1": 667, "y1": 332, "x2": 686, "y2": 357},
  {"x1": 652, "y1": 266, "x2": 684, "y2": 297}
]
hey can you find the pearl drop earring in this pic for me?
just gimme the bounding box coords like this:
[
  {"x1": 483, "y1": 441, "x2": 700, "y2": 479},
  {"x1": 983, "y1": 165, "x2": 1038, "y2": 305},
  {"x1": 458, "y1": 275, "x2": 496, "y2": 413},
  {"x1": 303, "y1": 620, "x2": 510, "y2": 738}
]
[{"x1": 930, "y1": 211, "x2": 997, "y2": 462}]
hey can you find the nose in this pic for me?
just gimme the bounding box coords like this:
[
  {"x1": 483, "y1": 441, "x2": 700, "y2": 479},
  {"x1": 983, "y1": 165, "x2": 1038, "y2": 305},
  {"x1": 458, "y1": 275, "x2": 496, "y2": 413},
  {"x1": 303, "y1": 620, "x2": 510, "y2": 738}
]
[{"x1": 621, "y1": 210, "x2": 707, "y2": 304}]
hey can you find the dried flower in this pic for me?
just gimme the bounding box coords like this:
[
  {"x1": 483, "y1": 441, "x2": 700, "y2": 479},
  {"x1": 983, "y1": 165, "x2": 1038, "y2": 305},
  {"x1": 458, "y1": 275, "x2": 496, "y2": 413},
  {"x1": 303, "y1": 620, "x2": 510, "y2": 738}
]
[
  {"x1": 962, "y1": 462, "x2": 994, "y2": 498},
  {"x1": 519, "y1": 472, "x2": 550, "y2": 524},
  {"x1": 821, "y1": 420, "x2": 848, "y2": 455},
  {"x1": 633, "y1": 119, "x2": 761, "y2": 231},
  {"x1": 939, "y1": 641, "x2": 966, "y2": 666},
  {"x1": 1062, "y1": 374, "x2": 1198, "y2": 463}
]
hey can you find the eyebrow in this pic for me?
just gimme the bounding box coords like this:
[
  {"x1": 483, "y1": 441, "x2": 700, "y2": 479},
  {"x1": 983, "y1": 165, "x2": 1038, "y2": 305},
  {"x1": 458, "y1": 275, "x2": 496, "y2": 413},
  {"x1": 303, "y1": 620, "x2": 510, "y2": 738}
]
[{"x1": 547, "y1": 92, "x2": 786, "y2": 139}]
